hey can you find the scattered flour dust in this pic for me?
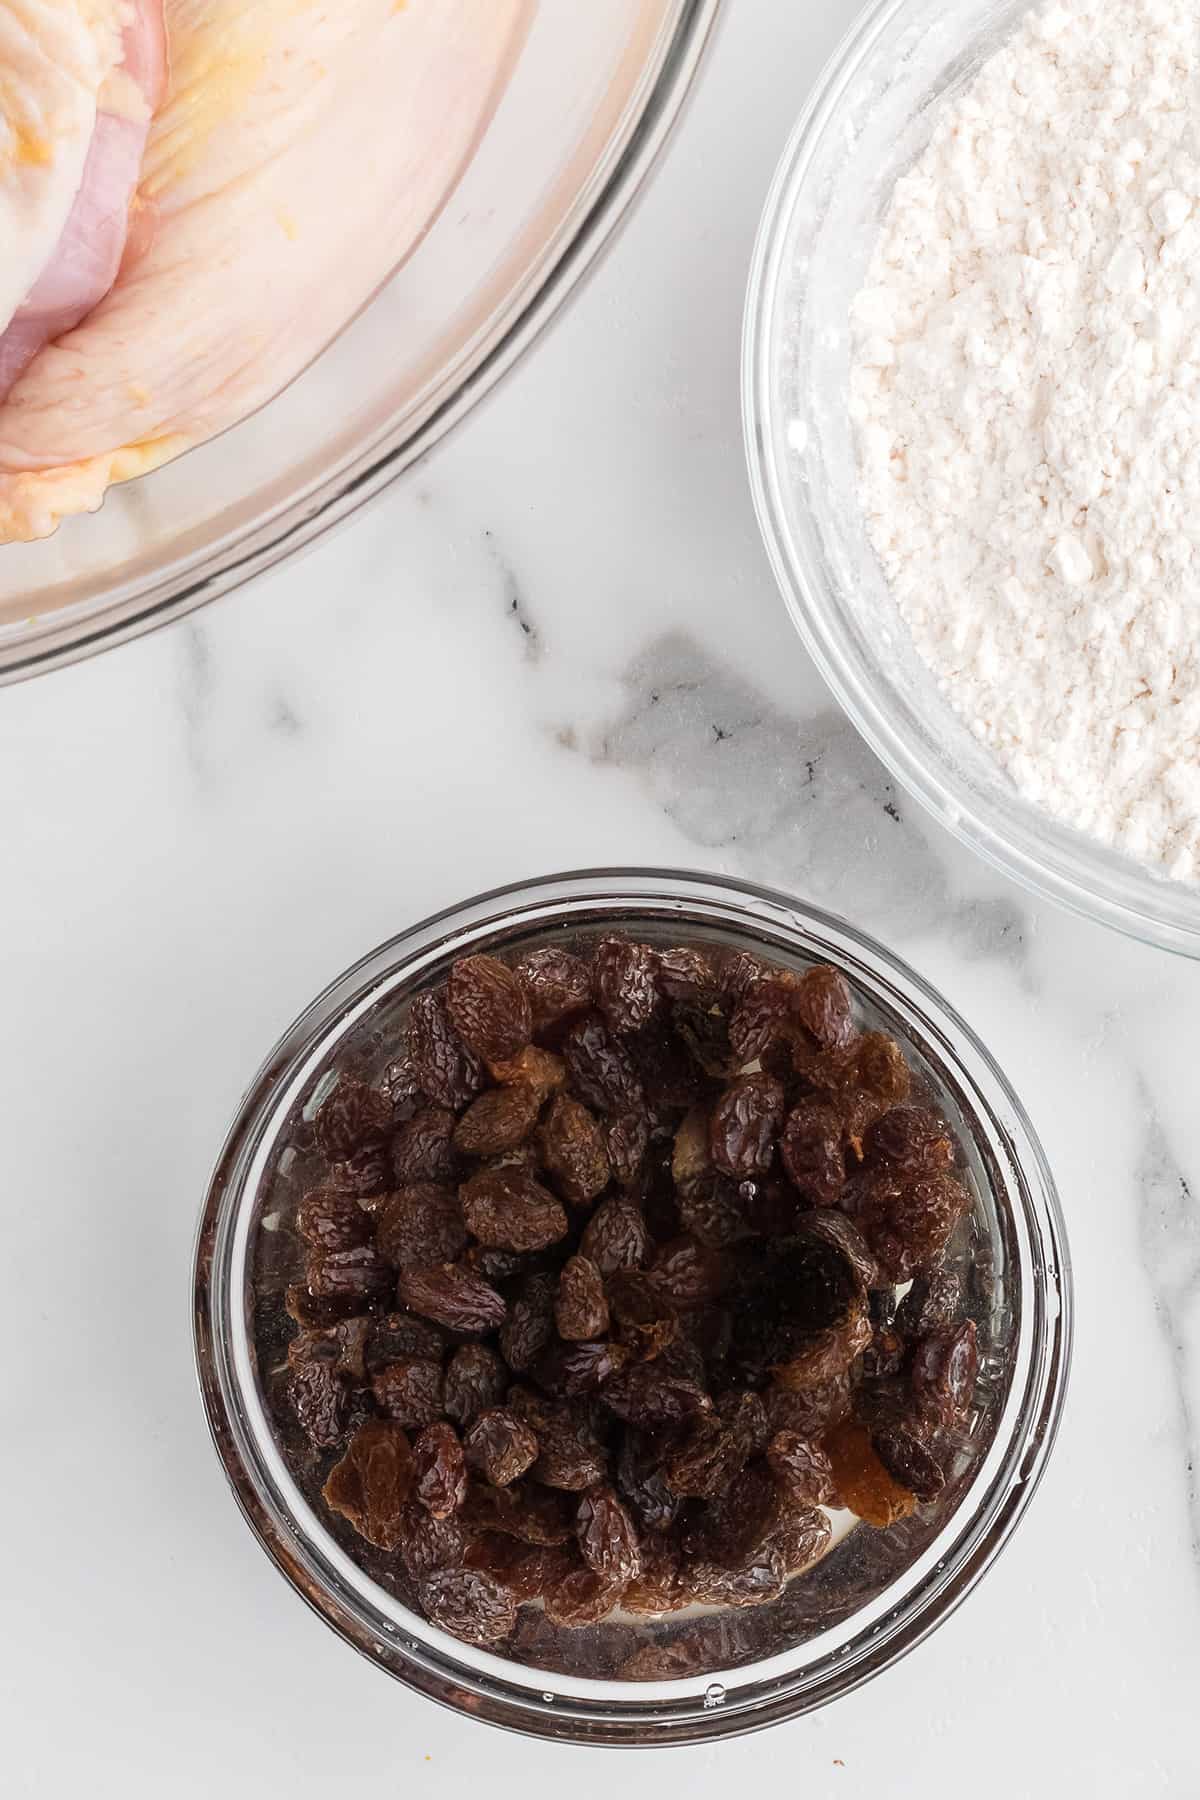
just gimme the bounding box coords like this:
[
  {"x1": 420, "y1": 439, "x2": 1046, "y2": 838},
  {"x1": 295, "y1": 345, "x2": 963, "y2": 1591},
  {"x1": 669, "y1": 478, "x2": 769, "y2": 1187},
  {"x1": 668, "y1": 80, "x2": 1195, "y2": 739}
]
[{"x1": 850, "y1": 0, "x2": 1200, "y2": 881}]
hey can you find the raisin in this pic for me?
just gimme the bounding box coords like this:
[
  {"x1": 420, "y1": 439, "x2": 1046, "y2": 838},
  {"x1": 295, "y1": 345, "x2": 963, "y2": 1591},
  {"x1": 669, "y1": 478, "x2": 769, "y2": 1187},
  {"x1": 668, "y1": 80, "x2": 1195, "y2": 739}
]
[
  {"x1": 396, "y1": 1502, "x2": 466, "y2": 1580},
  {"x1": 287, "y1": 1358, "x2": 347, "y2": 1449},
  {"x1": 869, "y1": 1286, "x2": 899, "y2": 1329},
  {"x1": 465, "y1": 1407, "x2": 539, "y2": 1486},
  {"x1": 327, "y1": 1142, "x2": 391, "y2": 1199},
  {"x1": 717, "y1": 948, "x2": 769, "y2": 1005},
  {"x1": 382, "y1": 1053, "x2": 424, "y2": 1120},
  {"x1": 766, "y1": 1374, "x2": 851, "y2": 1439},
  {"x1": 770, "y1": 1504, "x2": 832, "y2": 1575},
  {"x1": 499, "y1": 1270, "x2": 558, "y2": 1372},
  {"x1": 856, "y1": 1172, "x2": 970, "y2": 1281},
  {"x1": 284, "y1": 1284, "x2": 362, "y2": 1329},
  {"x1": 600, "y1": 1362, "x2": 712, "y2": 1427},
  {"x1": 729, "y1": 974, "x2": 797, "y2": 1064},
  {"x1": 462, "y1": 1244, "x2": 525, "y2": 1283},
  {"x1": 780, "y1": 1100, "x2": 845, "y2": 1205},
  {"x1": 516, "y1": 947, "x2": 593, "y2": 1035},
  {"x1": 407, "y1": 990, "x2": 486, "y2": 1110},
  {"x1": 445, "y1": 954, "x2": 531, "y2": 1067},
  {"x1": 822, "y1": 1419, "x2": 916, "y2": 1527},
  {"x1": 452, "y1": 1084, "x2": 542, "y2": 1155},
  {"x1": 289, "y1": 1315, "x2": 371, "y2": 1384},
  {"x1": 607, "y1": 1269, "x2": 678, "y2": 1360},
  {"x1": 510, "y1": 1392, "x2": 607, "y2": 1491},
  {"x1": 772, "y1": 1304, "x2": 873, "y2": 1392},
  {"x1": 867, "y1": 1103, "x2": 955, "y2": 1175},
  {"x1": 487, "y1": 1044, "x2": 566, "y2": 1103},
  {"x1": 656, "y1": 944, "x2": 717, "y2": 1001},
  {"x1": 375, "y1": 1183, "x2": 467, "y2": 1270},
  {"x1": 795, "y1": 964, "x2": 854, "y2": 1052},
  {"x1": 371, "y1": 1357, "x2": 444, "y2": 1428},
  {"x1": 681, "y1": 1459, "x2": 780, "y2": 1566},
  {"x1": 798, "y1": 1209, "x2": 880, "y2": 1289},
  {"x1": 842, "y1": 1033, "x2": 911, "y2": 1145},
  {"x1": 665, "y1": 1411, "x2": 751, "y2": 1499},
  {"x1": 873, "y1": 1424, "x2": 946, "y2": 1501},
  {"x1": 862, "y1": 1326, "x2": 907, "y2": 1379},
  {"x1": 605, "y1": 1108, "x2": 650, "y2": 1187},
  {"x1": 537, "y1": 1093, "x2": 610, "y2": 1206},
  {"x1": 561, "y1": 1010, "x2": 643, "y2": 1114},
  {"x1": 621, "y1": 1534, "x2": 684, "y2": 1615},
  {"x1": 673, "y1": 1001, "x2": 739, "y2": 1078},
  {"x1": 677, "y1": 1171, "x2": 753, "y2": 1247},
  {"x1": 295, "y1": 1187, "x2": 373, "y2": 1251},
  {"x1": 650, "y1": 1237, "x2": 728, "y2": 1307},
  {"x1": 306, "y1": 1243, "x2": 392, "y2": 1305},
  {"x1": 767, "y1": 1430, "x2": 838, "y2": 1505},
  {"x1": 443, "y1": 1343, "x2": 509, "y2": 1425},
  {"x1": 615, "y1": 1429, "x2": 681, "y2": 1534},
  {"x1": 709, "y1": 1072, "x2": 786, "y2": 1178},
  {"x1": 911, "y1": 1319, "x2": 978, "y2": 1425},
  {"x1": 576, "y1": 1483, "x2": 642, "y2": 1582},
  {"x1": 413, "y1": 1422, "x2": 468, "y2": 1518},
  {"x1": 460, "y1": 1167, "x2": 568, "y2": 1252},
  {"x1": 672, "y1": 1103, "x2": 710, "y2": 1188},
  {"x1": 313, "y1": 1078, "x2": 392, "y2": 1161},
  {"x1": 421, "y1": 1566, "x2": 516, "y2": 1645},
  {"x1": 365, "y1": 1312, "x2": 447, "y2": 1374},
  {"x1": 544, "y1": 1567, "x2": 624, "y2": 1628},
  {"x1": 546, "y1": 1256, "x2": 605, "y2": 1343},
  {"x1": 462, "y1": 1480, "x2": 573, "y2": 1546},
  {"x1": 579, "y1": 1194, "x2": 650, "y2": 1276},
  {"x1": 390, "y1": 1106, "x2": 460, "y2": 1186},
  {"x1": 396, "y1": 1263, "x2": 507, "y2": 1334},
  {"x1": 464, "y1": 1535, "x2": 576, "y2": 1603},
  {"x1": 895, "y1": 1268, "x2": 964, "y2": 1338},
  {"x1": 687, "y1": 1546, "x2": 786, "y2": 1609},
  {"x1": 593, "y1": 936, "x2": 661, "y2": 1034},
  {"x1": 322, "y1": 1419, "x2": 414, "y2": 1550},
  {"x1": 536, "y1": 1339, "x2": 631, "y2": 1397}
]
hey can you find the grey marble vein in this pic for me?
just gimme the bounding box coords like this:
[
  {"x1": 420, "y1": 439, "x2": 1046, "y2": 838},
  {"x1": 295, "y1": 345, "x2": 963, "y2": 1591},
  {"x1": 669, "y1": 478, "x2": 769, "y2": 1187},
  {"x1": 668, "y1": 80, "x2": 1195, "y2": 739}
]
[
  {"x1": 177, "y1": 619, "x2": 216, "y2": 783},
  {"x1": 483, "y1": 528, "x2": 540, "y2": 663},
  {"x1": 1137, "y1": 1111, "x2": 1200, "y2": 1573},
  {"x1": 570, "y1": 630, "x2": 1028, "y2": 960}
]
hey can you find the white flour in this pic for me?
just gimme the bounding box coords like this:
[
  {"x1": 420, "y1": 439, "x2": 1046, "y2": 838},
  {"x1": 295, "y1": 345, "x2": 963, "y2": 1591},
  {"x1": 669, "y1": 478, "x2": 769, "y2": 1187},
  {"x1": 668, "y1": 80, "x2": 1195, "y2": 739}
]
[{"x1": 850, "y1": 0, "x2": 1200, "y2": 881}]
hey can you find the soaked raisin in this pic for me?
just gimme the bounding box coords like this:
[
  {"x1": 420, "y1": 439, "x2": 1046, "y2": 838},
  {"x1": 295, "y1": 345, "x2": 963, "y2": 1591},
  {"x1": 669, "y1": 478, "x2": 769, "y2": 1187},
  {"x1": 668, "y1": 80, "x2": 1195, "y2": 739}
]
[
  {"x1": 306, "y1": 1243, "x2": 392, "y2": 1305},
  {"x1": 396, "y1": 1501, "x2": 466, "y2": 1581},
  {"x1": 487, "y1": 1044, "x2": 566, "y2": 1103},
  {"x1": 656, "y1": 945, "x2": 717, "y2": 1001},
  {"x1": 421, "y1": 1566, "x2": 517, "y2": 1645},
  {"x1": 605, "y1": 1107, "x2": 650, "y2": 1187},
  {"x1": 406, "y1": 991, "x2": 486, "y2": 1111},
  {"x1": 576, "y1": 1483, "x2": 642, "y2": 1582},
  {"x1": 861, "y1": 1326, "x2": 907, "y2": 1380},
  {"x1": 650, "y1": 1236, "x2": 728, "y2": 1307},
  {"x1": 516, "y1": 947, "x2": 593, "y2": 1035},
  {"x1": 537, "y1": 1093, "x2": 609, "y2": 1205},
  {"x1": 766, "y1": 1374, "x2": 851, "y2": 1439},
  {"x1": 371, "y1": 1357, "x2": 444, "y2": 1428},
  {"x1": 709, "y1": 1072, "x2": 785, "y2": 1178},
  {"x1": 771, "y1": 1304, "x2": 873, "y2": 1392},
  {"x1": 728, "y1": 974, "x2": 798, "y2": 1064},
  {"x1": 673, "y1": 1001, "x2": 739, "y2": 1078},
  {"x1": 396, "y1": 1263, "x2": 507, "y2": 1334},
  {"x1": 895, "y1": 1268, "x2": 964, "y2": 1339},
  {"x1": 543, "y1": 1568, "x2": 625, "y2": 1628},
  {"x1": 665, "y1": 1410, "x2": 751, "y2": 1499},
  {"x1": 327, "y1": 1141, "x2": 391, "y2": 1199},
  {"x1": 464, "y1": 1535, "x2": 575, "y2": 1603},
  {"x1": 607, "y1": 1270, "x2": 677, "y2": 1360},
  {"x1": 375, "y1": 1183, "x2": 466, "y2": 1270},
  {"x1": 510, "y1": 1392, "x2": 606, "y2": 1491},
  {"x1": 798, "y1": 1209, "x2": 880, "y2": 1290},
  {"x1": 681, "y1": 1461, "x2": 780, "y2": 1564},
  {"x1": 443, "y1": 1343, "x2": 509, "y2": 1426},
  {"x1": 867, "y1": 1103, "x2": 955, "y2": 1175},
  {"x1": 365, "y1": 1312, "x2": 447, "y2": 1374},
  {"x1": 856, "y1": 1172, "x2": 970, "y2": 1281},
  {"x1": 561, "y1": 1010, "x2": 644, "y2": 1114},
  {"x1": 822, "y1": 1418, "x2": 915, "y2": 1527},
  {"x1": 462, "y1": 1479, "x2": 572, "y2": 1546},
  {"x1": 287, "y1": 1359, "x2": 347, "y2": 1449},
  {"x1": 873, "y1": 1424, "x2": 946, "y2": 1501},
  {"x1": 770, "y1": 1504, "x2": 832, "y2": 1575},
  {"x1": 413, "y1": 1421, "x2": 468, "y2": 1518},
  {"x1": 452, "y1": 1084, "x2": 542, "y2": 1155},
  {"x1": 780, "y1": 1100, "x2": 845, "y2": 1205},
  {"x1": 767, "y1": 1430, "x2": 838, "y2": 1505},
  {"x1": 687, "y1": 1546, "x2": 786, "y2": 1610},
  {"x1": 382, "y1": 1052, "x2": 424, "y2": 1120},
  {"x1": 289, "y1": 1315, "x2": 371, "y2": 1384},
  {"x1": 499, "y1": 1270, "x2": 558, "y2": 1373},
  {"x1": 446, "y1": 954, "x2": 532, "y2": 1067},
  {"x1": 677, "y1": 1171, "x2": 753, "y2": 1247},
  {"x1": 600, "y1": 1362, "x2": 712, "y2": 1428},
  {"x1": 671, "y1": 1104, "x2": 711, "y2": 1188},
  {"x1": 579, "y1": 1194, "x2": 650, "y2": 1276},
  {"x1": 322, "y1": 1419, "x2": 414, "y2": 1550},
  {"x1": 465, "y1": 1407, "x2": 539, "y2": 1487},
  {"x1": 462, "y1": 1244, "x2": 525, "y2": 1283},
  {"x1": 295, "y1": 1187, "x2": 373, "y2": 1251},
  {"x1": 615, "y1": 1430, "x2": 681, "y2": 1534},
  {"x1": 795, "y1": 964, "x2": 855, "y2": 1052},
  {"x1": 536, "y1": 1339, "x2": 631, "y2": 1397},
  {"x1": 390, "y1": 1106, "x2": 460, "y2": 1186},
  {"x1": 911, "y1": 1319, "x2": 979, "y2": 1425},
  {"x1": 313, "y1": 1078, "x2": 391, "y2": 1160},
  {"x1": 593, "y1": 936, "x2": 661, "y2": 1034},
  {"x1": 460, "y1": 1166, "x2": 568, "y2": 1252},
  {"x1": 284, "y1": 1284, "x2": 362, "y2": 1329},
  {"x1": 621, "y1": 1534, "x2": 684, "y2": 1615},
  {"x1": 555, "y1": 1254, "x2": 609, "y2": 1340}
]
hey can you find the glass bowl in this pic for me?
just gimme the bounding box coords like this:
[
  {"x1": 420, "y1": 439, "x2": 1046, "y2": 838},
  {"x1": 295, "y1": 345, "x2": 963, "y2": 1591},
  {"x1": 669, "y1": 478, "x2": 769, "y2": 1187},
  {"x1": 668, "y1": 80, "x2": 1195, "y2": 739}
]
[
  {"x1": 0, "y1": 0, "x2": 718, "y2": 685},
  {"x1": 743, "y1": 0, "x2": 1200, "y2": 955},
  {"x1": 193, "y1": 868, "x2": 1070, "y2": 1744}
]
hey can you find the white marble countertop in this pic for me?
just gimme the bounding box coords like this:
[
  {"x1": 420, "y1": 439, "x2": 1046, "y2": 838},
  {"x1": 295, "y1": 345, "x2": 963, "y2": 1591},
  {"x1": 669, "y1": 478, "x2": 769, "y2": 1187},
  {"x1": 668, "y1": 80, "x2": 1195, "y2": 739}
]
[{"x1": 3, "y1": 4, "x2": 1199, "y2": 1794}]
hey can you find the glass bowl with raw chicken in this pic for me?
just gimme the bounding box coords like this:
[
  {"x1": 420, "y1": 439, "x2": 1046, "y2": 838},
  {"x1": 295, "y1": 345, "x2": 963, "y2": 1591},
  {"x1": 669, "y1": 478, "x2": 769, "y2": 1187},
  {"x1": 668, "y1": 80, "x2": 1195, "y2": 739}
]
[{"x1": 0, "y1": 0, "x2": 718, "y2": 682}]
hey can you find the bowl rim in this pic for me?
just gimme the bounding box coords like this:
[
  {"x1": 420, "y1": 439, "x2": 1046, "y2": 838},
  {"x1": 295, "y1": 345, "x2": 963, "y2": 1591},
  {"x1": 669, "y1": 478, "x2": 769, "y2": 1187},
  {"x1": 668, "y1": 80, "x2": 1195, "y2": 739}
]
[
  {"x1": 2, "y1": 0, "x2": 721, "y2": 688},
  {"x1": 192, "y1": 865, "x2": 1072, "y2": 1745},
  {"x1": 741, "y1": 0, "x2": 1200, "y2": 956}
]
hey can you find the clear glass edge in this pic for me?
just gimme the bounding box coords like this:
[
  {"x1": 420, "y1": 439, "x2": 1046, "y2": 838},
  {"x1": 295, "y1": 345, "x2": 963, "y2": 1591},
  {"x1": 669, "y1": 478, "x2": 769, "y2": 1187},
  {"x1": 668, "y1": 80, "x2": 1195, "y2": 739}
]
[{"x1": 192, "y1": 866, "x2": 1073, "y2": 1745}]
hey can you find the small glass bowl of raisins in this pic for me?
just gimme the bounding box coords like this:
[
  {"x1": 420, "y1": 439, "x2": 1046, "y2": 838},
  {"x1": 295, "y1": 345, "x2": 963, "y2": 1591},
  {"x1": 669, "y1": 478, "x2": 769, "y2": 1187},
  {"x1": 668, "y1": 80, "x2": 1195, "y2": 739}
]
[{"x1": 194, "y1": 868, "x2": 1071, "y2": 1743}]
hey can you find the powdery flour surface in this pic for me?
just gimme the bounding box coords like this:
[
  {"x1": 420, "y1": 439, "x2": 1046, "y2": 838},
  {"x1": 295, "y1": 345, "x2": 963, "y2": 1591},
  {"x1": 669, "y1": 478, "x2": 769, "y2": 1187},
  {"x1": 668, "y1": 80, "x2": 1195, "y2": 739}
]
[{"x1": 850, "y1": 0, "x2": 1200, "y2": 882}]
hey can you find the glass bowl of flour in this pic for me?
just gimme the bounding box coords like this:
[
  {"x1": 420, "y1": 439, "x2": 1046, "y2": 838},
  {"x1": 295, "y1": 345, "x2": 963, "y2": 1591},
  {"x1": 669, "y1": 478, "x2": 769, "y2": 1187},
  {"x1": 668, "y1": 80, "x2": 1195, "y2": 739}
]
[{"x1": 744, "y1": 0, "x2": 1200, "y2": 953}]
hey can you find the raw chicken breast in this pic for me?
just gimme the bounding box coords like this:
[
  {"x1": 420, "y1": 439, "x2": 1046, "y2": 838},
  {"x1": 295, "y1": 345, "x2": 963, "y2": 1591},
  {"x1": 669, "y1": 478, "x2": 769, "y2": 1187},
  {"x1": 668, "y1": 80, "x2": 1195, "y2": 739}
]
[{"x1": 0, "y1": 0, "x2": 531, "y2": 542}]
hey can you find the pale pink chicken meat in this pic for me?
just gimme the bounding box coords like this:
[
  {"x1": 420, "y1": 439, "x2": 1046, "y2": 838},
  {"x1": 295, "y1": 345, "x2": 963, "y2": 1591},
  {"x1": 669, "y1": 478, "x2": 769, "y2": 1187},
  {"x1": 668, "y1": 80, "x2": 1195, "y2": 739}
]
[{"x1": 0, "y1": 0, "x2": 531, "y2": 542}]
